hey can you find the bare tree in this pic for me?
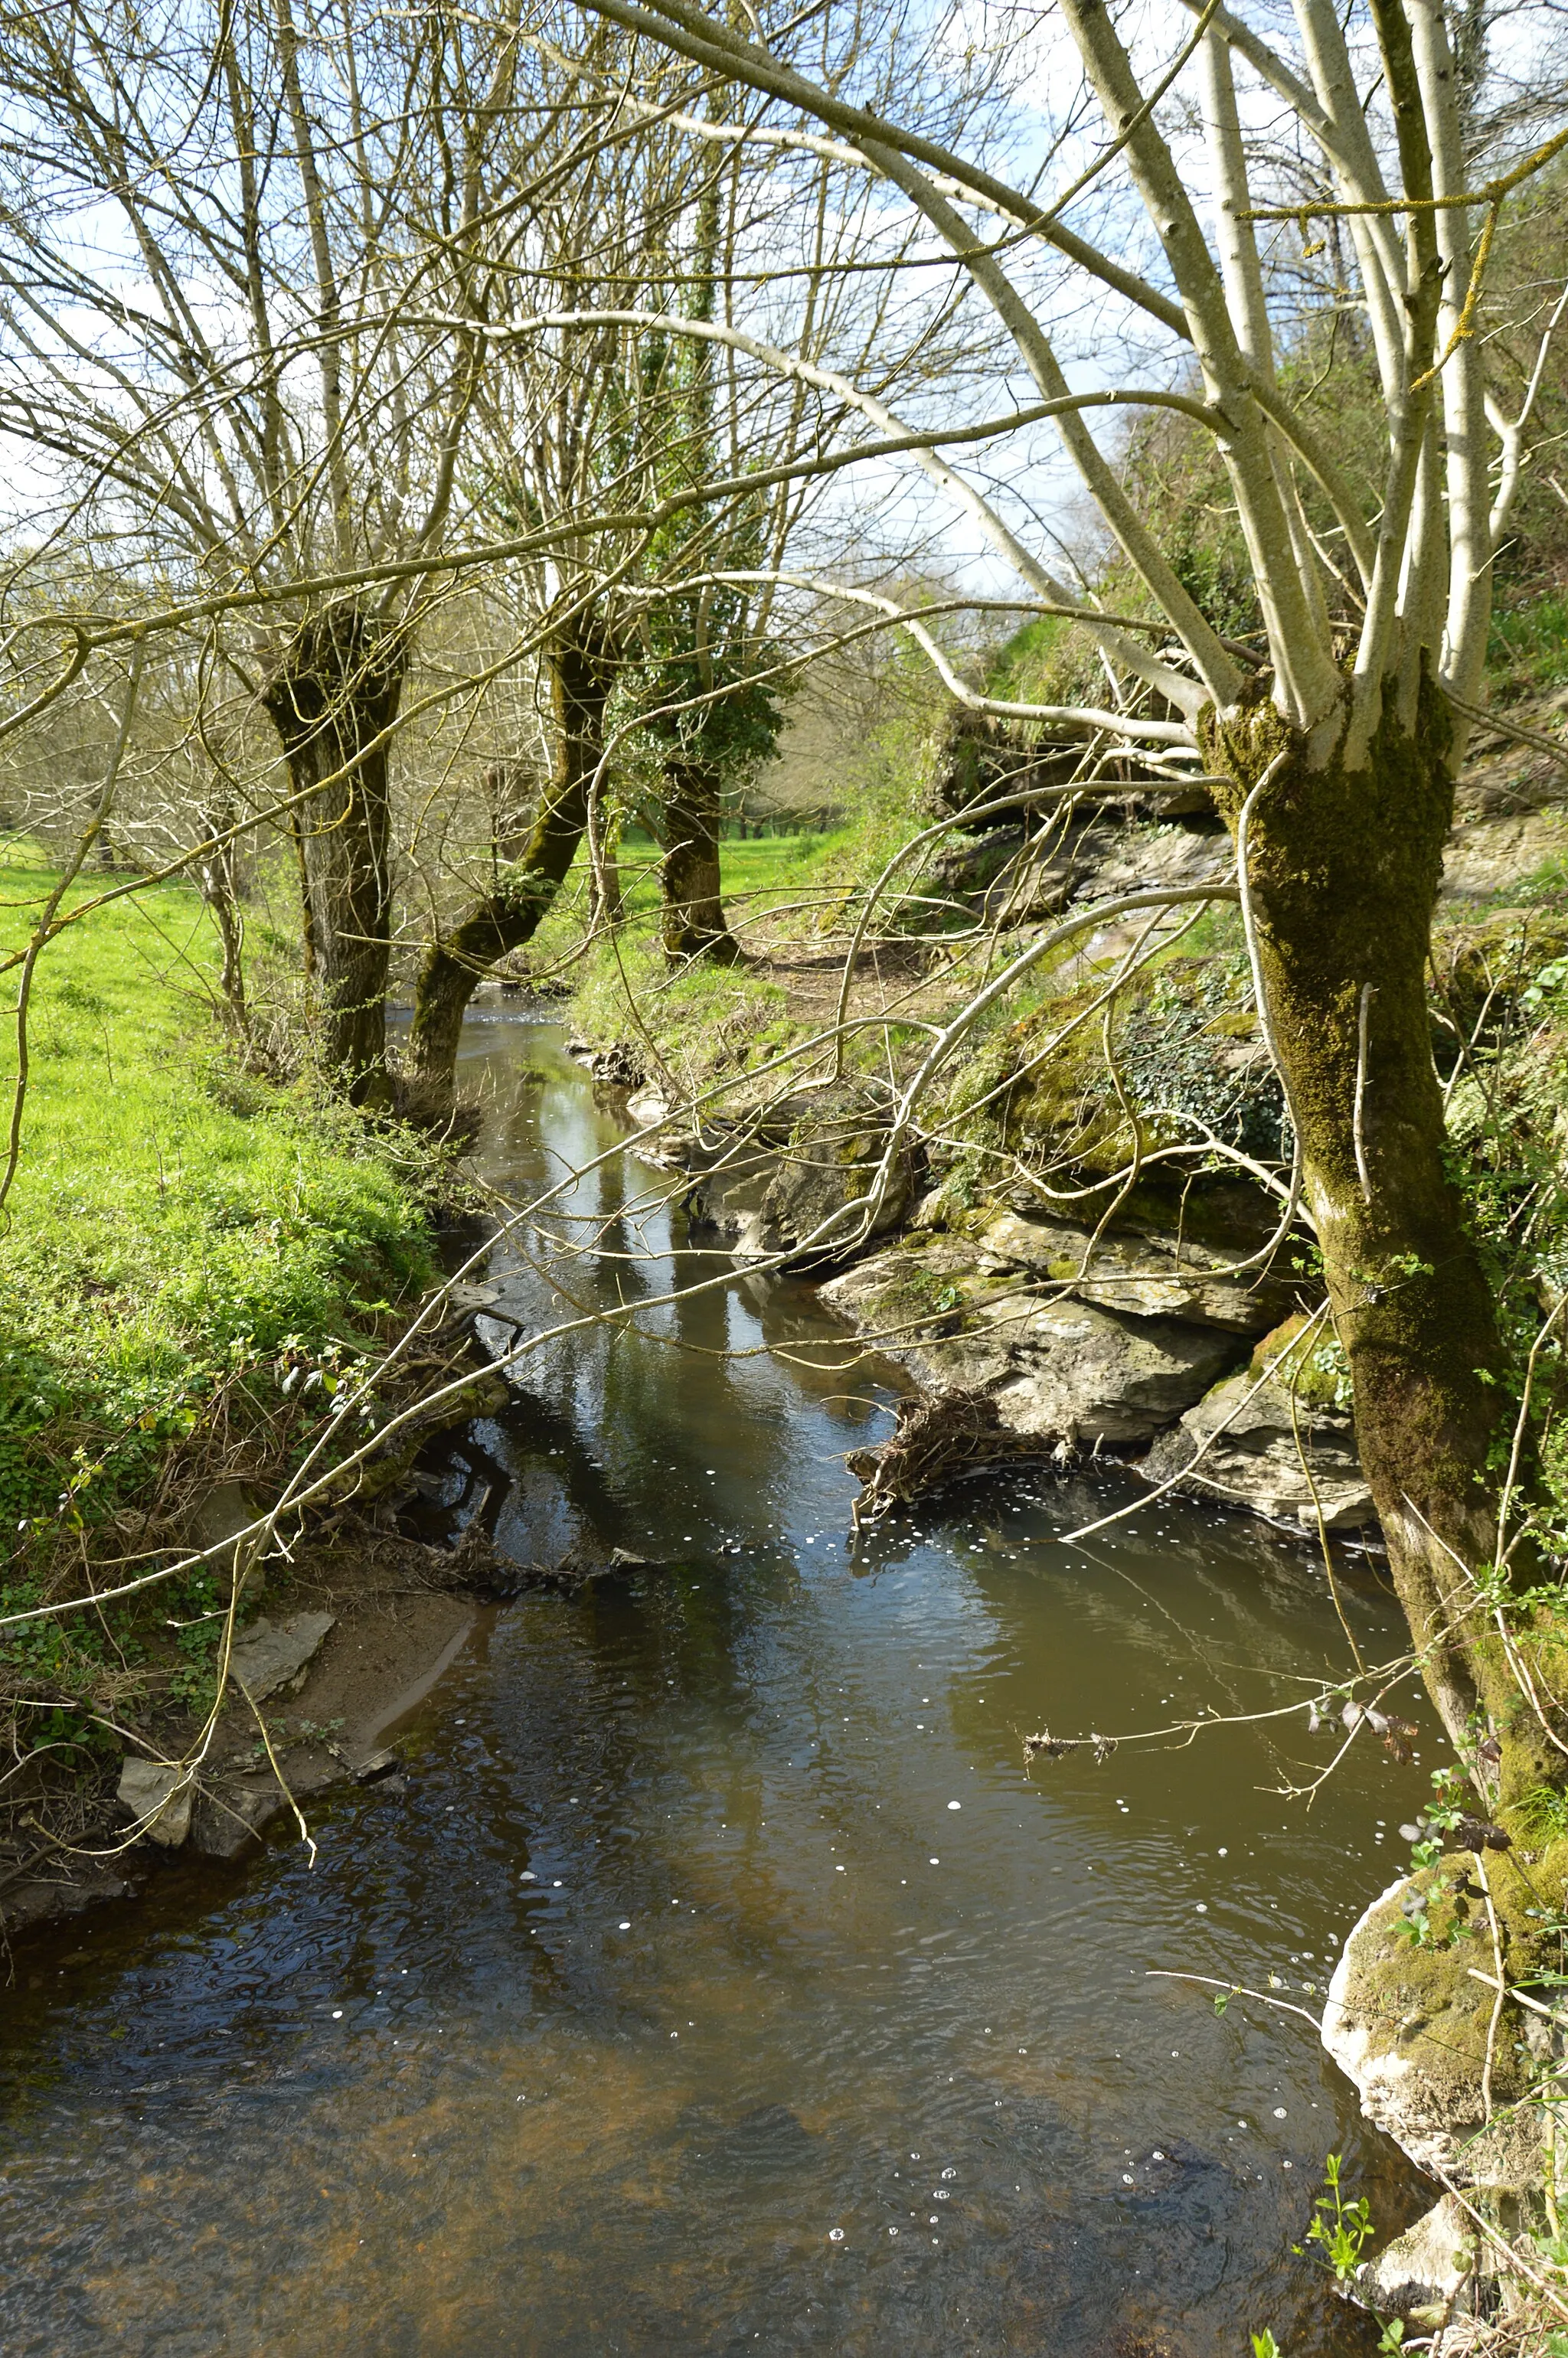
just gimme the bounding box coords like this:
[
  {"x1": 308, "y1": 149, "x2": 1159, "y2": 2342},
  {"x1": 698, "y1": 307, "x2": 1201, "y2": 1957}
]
[
  {"x1": 0, "y1": 0, "x2": 577, "y2": 1096},
  {"x1": 558, "y1": 0, "x2": 1568, "y2": 1785},
  {"x1": 402, "y1": 12, "x2": 999, "y2": 1092}
]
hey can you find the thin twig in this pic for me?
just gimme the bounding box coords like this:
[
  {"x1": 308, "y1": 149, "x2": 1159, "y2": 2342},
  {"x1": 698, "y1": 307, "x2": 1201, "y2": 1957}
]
[
  {"x1": 1145, "y1": 1968, "x2": 1321, "y2": 2027},
  {"x1": 1477, "y1": 1851, "x2": 1506, "y2": 2124},
  {"x1": 1352, "y1": 981, "x2": 1375, "y2": 1206}
]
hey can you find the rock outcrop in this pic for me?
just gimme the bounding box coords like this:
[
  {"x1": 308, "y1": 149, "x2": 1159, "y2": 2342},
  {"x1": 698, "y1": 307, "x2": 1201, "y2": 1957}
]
[
  {"x1": 1324, "y1": 1866, "x2": 1566, "y2": 2324},
  {"x1": 972, "y1": 1204, "x2": 1292, "y2": 1334},
  {"x1": 809, "y1": 1200, "x2": 1376, "y2": 1504},
  {"x1": 819, "y1": 1235, "x2": 1242, "y2": 1446},
  {"x1": 1142, "y1": 1364, "x2": 1373, "y2": 1528}
]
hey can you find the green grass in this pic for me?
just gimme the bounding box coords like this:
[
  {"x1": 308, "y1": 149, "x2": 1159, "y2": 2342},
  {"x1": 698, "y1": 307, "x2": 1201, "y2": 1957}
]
[
  {"x1": 0, "y1": 844, "x2": 436, "y2": 1545},
  {"x1": 1489, "y1": 588, "x2": 1568, "y2": 695},
  {"x1": 602, "y1": 826, "x2": 845, "y2": 919}
]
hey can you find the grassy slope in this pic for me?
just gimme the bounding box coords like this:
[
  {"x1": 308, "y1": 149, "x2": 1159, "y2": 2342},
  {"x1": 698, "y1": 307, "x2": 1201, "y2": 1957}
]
[{"x1": 0, "y1": 844, "x2": 435, "y2": 1546}]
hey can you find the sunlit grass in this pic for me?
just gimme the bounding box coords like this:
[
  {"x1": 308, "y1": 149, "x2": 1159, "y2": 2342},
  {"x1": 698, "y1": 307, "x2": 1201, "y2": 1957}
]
[{"x1": 0, "y1": 843, "x2": 433, "y2": 1537}]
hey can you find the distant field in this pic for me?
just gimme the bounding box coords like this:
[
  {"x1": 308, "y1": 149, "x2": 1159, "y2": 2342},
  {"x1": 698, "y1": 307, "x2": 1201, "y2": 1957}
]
[{"x1": 608, "y1": 828, "x2": 847, "y2": 919}]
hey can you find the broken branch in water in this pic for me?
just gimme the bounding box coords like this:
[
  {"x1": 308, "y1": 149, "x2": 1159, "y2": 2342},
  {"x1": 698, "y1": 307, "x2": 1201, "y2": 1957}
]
[
  {"x1": 1021, "y1": 1665, "x2": 1419, "y2": 1776},
  {"x1": 847, "y1": 1386, "x2": 1073, "y2": 1526},
  {"x1": 1145, "y1": 1968, "x2": 1323, "y2": 2028}
]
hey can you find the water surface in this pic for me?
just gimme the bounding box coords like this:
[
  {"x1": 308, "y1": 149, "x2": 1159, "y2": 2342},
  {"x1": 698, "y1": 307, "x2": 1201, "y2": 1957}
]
[{"x1": 0, "y1": 1011, "x2": 1432, "y2": 2354}]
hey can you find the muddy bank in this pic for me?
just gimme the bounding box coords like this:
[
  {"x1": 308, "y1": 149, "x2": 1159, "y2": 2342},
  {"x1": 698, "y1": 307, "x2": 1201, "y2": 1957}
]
[
  {"x1": 3, "y1": 1402, "x2": 691, "y2": 1948},
  {"x1": 0, "y1": 1530, "x2": 482, "y2": 1945}
]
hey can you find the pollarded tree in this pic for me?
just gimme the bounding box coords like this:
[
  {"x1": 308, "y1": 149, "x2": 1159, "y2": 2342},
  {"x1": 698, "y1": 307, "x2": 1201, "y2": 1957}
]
[
  {"x1": 0, "y1": 0, "x2": 571, "y2": 1097},
  {"x1": 629, "y1": 132, "x2": 790, "y2": 965},
  {"x1": 405, "y1": 12, "x2": 997, "y2": 1088},
  {"x1": 633, "y1": 572, "x2": 790, "y2": 963},
  {"x1": 570, "y1": 0, "x2": 1568, "y2": 1785},
  {"x1": 404, "y1": 51, "x2": 710, "y2": 1086}
]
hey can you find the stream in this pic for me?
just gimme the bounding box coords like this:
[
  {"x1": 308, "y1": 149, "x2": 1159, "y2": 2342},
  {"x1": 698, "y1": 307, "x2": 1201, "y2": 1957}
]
[{"x1": 0, "y1": 1009, "x2": 1433, "y2": 2355}]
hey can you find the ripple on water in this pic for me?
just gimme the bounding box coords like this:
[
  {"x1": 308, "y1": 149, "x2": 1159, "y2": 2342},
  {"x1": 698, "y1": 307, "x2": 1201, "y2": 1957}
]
[{"x1": 0, "y1": 1018, "x2": 1426, "y2": 2356}]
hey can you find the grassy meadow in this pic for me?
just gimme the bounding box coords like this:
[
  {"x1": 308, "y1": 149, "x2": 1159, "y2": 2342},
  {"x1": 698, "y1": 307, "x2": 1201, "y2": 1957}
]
[{"x1": 0, "y1": 844, "x2": 436, "y2": 1550}]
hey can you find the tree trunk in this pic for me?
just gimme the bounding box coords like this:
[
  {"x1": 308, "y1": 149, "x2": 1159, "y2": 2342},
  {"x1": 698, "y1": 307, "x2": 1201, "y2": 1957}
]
[
  {"x1": 196, "y1": 837, "x2": 249, "y2": 1037},
  {"x1": 661, "y1": 756, "x2": 740, "y2": 965},
  {"x1": 588, "y1": 809, "x2": 624, "y2": 932},
  {"x1": 1204, "y1": 684, "x2": 1547, "y2": 1795},
  {"x1": 405, "y1": 630, "x2": 612, "y2": 1099},
  {"x1": 287, "y1": 809, "x2": 317, "y2": 983},
  {"x1": 261, "y1": 604, "x2": 405, "y2": 1103}
]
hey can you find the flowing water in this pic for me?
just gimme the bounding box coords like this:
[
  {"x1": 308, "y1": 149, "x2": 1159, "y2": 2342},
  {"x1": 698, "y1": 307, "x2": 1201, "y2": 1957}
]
[{"x1": 0, "y1": 1010, "x2": 1434, "y2": 2355}]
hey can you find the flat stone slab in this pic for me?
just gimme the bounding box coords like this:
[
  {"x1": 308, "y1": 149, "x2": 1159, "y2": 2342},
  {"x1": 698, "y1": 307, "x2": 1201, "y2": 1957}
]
[
  {"x1": 976, "y1": 1208, "x2": 1292, "y2": 1335},
  {"x1": 116, "y1": 1759, "x2": 194, "y2": 1848},
  {"x1": 187, "y1": 1479, "x2": 266, "y2": 1582},
  {"x1": 229, "y1": 1611, "x2": 336, "y2": 1701}
]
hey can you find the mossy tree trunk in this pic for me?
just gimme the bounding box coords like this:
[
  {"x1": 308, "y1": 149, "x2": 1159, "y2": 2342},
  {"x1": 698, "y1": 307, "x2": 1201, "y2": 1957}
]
[
  {"x1": 262, "y1": 604, "x2": 406, "y2": 1104},
  {"x1": 406, "y1": 628, "x2": 612, "y2": 1099},
  {"x1": 1204, "y1": 686, "x2": 1546, "y2": 1792},
  {"x1": 661, "y1": 754, "x2": 740, "y2": 965}
]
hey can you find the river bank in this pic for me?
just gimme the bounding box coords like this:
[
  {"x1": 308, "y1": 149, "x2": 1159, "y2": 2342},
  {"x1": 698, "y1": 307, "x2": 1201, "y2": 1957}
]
[
  {"x1": 9, "y1": 785, "x2": 1568, "y2": 2339},
  {"x1": 0, "y1": 1004, "x2": 1432, "y2": 2354},
  {"x1": 0, "y1": 846, "x2": 482, "y2": 1934},
  {"x1": 549, "y1": 694, "x2": 1568, "y2": 1548}
]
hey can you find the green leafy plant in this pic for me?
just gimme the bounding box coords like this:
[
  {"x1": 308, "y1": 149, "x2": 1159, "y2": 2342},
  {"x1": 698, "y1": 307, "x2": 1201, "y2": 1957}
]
[{"x1": 1294, "y1": 2152, "x2": 1374, "y2": 2284}]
